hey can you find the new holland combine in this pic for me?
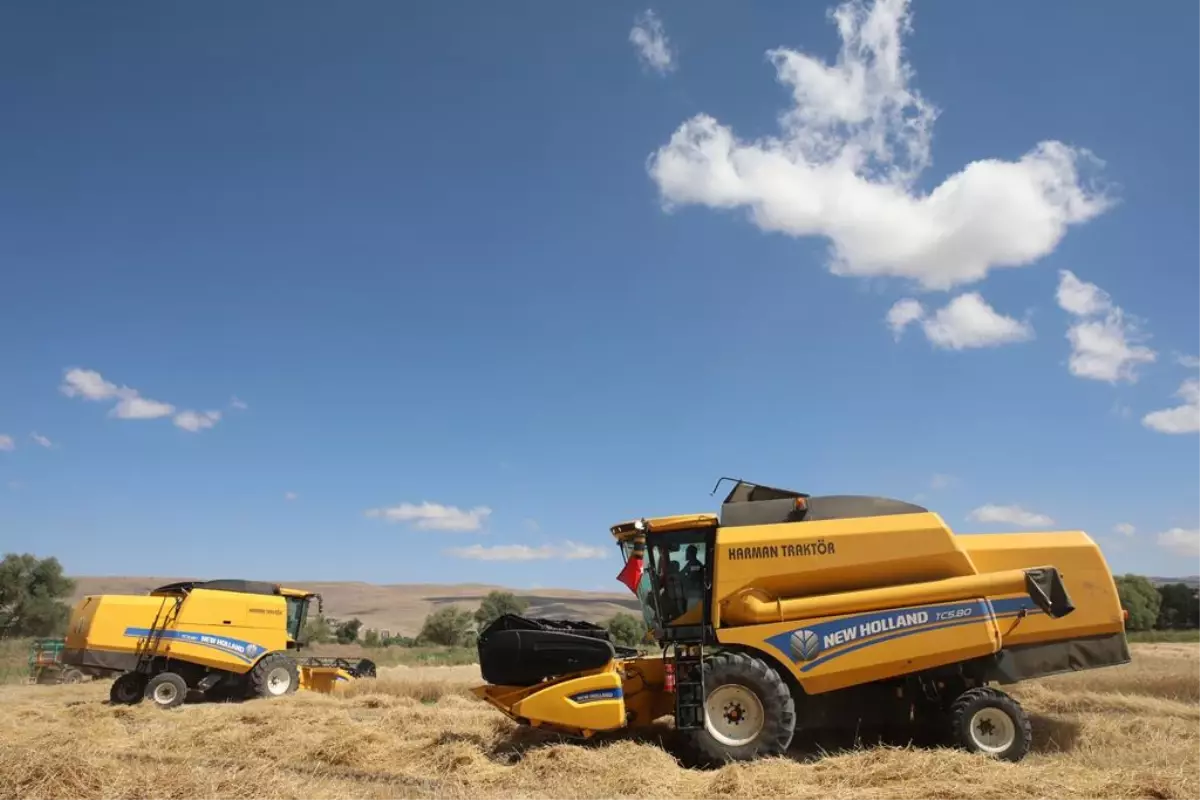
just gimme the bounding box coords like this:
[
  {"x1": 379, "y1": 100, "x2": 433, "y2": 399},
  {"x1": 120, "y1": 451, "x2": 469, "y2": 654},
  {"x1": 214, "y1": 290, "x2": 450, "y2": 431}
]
[
  {"x1": 473, "y1": 479, "x2": 1131, "y2": 764},
  {"x1": 62, "y1": 579, "x2": 375, "y2": 708}
]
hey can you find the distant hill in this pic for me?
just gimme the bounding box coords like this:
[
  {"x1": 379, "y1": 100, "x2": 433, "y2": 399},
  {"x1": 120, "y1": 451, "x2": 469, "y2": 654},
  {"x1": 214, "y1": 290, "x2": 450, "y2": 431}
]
[
  {"x1": 1148, "y1": 576, "x2": 1200, "y2": 589},
  {"x1": 69, "y1": 576, "x2": 642, "y2": 637}
]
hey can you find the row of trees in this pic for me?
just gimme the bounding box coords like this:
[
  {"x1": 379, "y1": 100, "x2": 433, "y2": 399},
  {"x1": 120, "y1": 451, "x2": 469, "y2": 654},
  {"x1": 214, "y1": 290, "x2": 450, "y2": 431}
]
[
  {"x1": 1114, "y1": 575, "x2": 1200, "y2": 631},
  {"x1": 305, "y1": 589, "x2": 650, "y2": 649}
]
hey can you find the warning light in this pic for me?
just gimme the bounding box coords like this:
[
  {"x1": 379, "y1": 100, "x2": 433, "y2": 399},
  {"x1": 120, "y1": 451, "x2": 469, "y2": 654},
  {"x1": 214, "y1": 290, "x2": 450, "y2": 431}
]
[{"x1": 794, "y1": 497, "x2": 808, "y2": 511}]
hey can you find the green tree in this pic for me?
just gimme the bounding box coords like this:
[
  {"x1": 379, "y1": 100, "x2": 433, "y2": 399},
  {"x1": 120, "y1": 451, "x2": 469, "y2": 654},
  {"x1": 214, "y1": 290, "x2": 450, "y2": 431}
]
[
  {"x1": 605, "y1": 612, "x2": 648, "y2": 647},
  {"x1": 302, "y1": 612, "x2": 335, "y2": 644},
  {"x1": 335, "y1": 617, "x2": 363, "y2": 644},
  {"x1": 1156, "y1": 583, "x2": 1200, "y2": 630},
  {"x1": 362, "y1": 628, "x2": 381, "y2": 647},
  {"x1": 0, "y1": 554, "x2": 76, "y2": 638},
  {"x1": 418, "y1": 606, "x2": 474, "y2": 646},
  {"x1": 1114, "y1": 574, "x2": 1161, "y2": 631},
  {"x1": 473, "y1": 590, "x2": 528, "y2": 630}
]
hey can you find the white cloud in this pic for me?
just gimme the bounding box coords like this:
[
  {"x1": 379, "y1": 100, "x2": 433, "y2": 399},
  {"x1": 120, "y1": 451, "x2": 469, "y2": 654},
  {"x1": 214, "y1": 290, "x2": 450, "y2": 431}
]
[
  {"x1": 284, "y1": 491, "x2": 299, "y2": 501},
  {"x1": 446, "y1": 541, "x2": 609, "y2": 561},
  {"x1": 114, "y1": 395, "x2": 176, "y2": 420},
  {"x1": 889, "y1": 293, "x2": 1033, "y2": 350},
  {"x1": 523, "y1": 518, "x2": 541, "y2": 533},
  {"x1": 30, "y1": 432, "x2": 53, "y2": 448},
  {"x1": 0, "y1": 435, "x2": 13, "y2": 452},
  {"x1": 230, "y1": 396, "x2": 249, "y2": 410},
  {"x1": 886, "y1": 299, "x2": 924, "y2": 340},
  {"x1": 60, "y1": 368, "x2": 123, "y2": 401},
  {"x1": 1176, "y1": 354, "x2": 1200, "y2": 369},
  {"x1": 365, "y1": 501, "x2": 492, "y2": 532},
  {"x1": 629, "y1": 10, "x2": 675, "y2": 74},
  {"x1": 1055, "y1": 271, "x2": 1156, "y2": 384},
  {"x1": 1142, "y1": 378, "x2": 1200, "y2": 435},
  {"x1": 1113, "y1": 522, "x2": 1135, "y2": 537},
  {"x1": 61, "y1": 367, "x2": 225, "y2": 433},
  {"x1": 646, "y1": 0, "x2": 1109, "y2": 292},
  {"x1": 173, "y1": 410, "x2": 221, "y2": 432},
  {"x1": 969, "y1": 504, "x2": 1054, "y2": 528},
  {"x1": 1157, "y1": 527, "x2": 1200, "y2": 558}
]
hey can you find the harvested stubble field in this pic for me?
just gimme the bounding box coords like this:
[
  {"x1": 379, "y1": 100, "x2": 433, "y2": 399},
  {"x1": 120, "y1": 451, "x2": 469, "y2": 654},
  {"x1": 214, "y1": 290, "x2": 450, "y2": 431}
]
[{"x1": 1, "y1": 645, "x2": 1196, "y2": 800}]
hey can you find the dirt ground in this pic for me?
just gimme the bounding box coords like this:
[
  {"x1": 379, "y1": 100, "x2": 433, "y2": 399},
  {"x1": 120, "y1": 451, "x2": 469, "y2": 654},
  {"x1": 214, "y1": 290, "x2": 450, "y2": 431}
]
[{"x1": 1, "y1": 644, "x2": 1196, "y2": 799}]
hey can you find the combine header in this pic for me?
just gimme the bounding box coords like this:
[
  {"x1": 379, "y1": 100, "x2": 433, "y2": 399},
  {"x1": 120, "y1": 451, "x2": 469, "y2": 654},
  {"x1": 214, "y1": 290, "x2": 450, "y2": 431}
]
[
  {"x1": 473, "y1": 479, "x2": 1130, "y2": 764},
  {"x1": 62, "y1": 579, "x2": 375, "y2": 707}
]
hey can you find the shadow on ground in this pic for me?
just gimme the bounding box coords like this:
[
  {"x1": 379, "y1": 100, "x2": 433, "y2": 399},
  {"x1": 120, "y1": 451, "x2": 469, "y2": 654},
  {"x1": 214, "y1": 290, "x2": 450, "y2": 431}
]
[{"x1": 478, "y1": 713, "x2": 1082, "y2": 769}]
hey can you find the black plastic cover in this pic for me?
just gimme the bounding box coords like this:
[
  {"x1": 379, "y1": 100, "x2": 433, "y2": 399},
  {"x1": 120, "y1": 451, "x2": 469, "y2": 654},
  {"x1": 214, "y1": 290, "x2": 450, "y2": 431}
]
[
  {"x1": 1024, "y1": 568, "x2": 1076, "y2": 618},
  {"x1": 477, "y1": 614, "x2": 617, "y2": 686},
  {"x1": 151, "y1": 579, "x2": 280, "y2": 596}
]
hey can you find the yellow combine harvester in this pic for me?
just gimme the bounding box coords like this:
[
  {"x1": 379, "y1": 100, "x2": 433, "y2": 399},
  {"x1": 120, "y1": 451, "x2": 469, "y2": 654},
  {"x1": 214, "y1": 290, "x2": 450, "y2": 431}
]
[
  {"x1": 473, "y1": 479, "x2": 1130, "y2": 764},
  {"x1": 62, "y1": 579, "x2": 375, "y2": 708}
]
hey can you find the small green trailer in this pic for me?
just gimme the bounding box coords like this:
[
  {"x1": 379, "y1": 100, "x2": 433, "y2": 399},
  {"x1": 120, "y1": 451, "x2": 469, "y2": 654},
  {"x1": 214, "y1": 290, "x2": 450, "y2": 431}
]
[{"x1": 29, "y1": 638, "x2": 85, "y2": 685}]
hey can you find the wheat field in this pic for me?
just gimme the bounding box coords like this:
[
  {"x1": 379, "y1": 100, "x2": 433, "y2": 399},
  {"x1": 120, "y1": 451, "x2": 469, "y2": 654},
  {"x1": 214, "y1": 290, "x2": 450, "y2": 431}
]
[{"x1": 1, "y1": 645, "x2": 1196, "y2": 800}]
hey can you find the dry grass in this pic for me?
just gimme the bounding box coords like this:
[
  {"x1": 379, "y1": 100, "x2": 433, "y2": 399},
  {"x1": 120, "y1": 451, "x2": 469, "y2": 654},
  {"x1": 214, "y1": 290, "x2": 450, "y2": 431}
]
[{"x1": 0, "y1": 645, "x2": 1196, "y2": 799}]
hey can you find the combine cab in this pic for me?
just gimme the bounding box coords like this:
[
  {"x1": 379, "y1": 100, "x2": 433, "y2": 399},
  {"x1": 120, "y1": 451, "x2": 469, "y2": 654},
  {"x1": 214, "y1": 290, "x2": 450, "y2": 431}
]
[{"x1": 473, "y1": 478, "x2": 1131, "y2": 764}]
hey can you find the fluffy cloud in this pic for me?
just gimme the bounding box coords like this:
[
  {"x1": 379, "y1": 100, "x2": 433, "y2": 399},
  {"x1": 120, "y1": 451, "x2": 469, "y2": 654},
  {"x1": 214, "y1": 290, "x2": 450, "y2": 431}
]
[
  {"x1": 646, "y1": 0, "x2": 1109, "y2": 291},
  {"x1": 60, "y1": 367, "x2": 226, "y2": 430},
  {"x1": 1157, "y1": 527, "x2": 1199, "y2": 558},
  {"x1": 284, "y1": 491, "x2": 299, "y2": 501},
  {"x1": 629, "y1": 10, "x2": 675, "y2": 74},
  {"x1": 365, "y1": 501, "x2": 492, "y2": 532},
  {"x1": 446, "y1": 541, "x2": 609, "y2": 561},
  {"x1": 1056, "y1": 271, "x2": 1156, "y2": 383},
  {"x1": 230, "y1": 396, "x2": 249, "y2": 410},
  {"x1": 1113, "y1": 522, "x2": 1135, "y2": 537},
  {"x1": 1142, "y1": 378, "x2": 1200, "y2": 435},
  {"x1": 888, "y1": 293, "x2": 1033, "y2": 350},
  {"x1": 0, "y1": 435, "x2": 13, "y2": 452},
  {"x1": 173, "y1": 410, "x2": 221, "y2": 432},
  {"x1": 30, "y1": 432, "x2": 52, "y2": 448},
  {"x1": 968, "y1": 504, "x2": 1054, "y2": 528}
]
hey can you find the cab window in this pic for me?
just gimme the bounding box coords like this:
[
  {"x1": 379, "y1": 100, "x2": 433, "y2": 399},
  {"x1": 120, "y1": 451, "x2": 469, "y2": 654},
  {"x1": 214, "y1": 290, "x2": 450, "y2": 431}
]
[{"x1": 285, "y1": 596, "x2": 307, "y2": 641}]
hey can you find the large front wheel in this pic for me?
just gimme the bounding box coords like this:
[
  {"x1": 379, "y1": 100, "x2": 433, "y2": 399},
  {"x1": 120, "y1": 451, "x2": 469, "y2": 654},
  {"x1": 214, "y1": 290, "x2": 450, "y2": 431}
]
[
  {"x1": 248, "y1": 653, "x2": 299, "y2": 699},
  {"x1": 687, "y1": 652, "x2": 796, "y2": 765}
]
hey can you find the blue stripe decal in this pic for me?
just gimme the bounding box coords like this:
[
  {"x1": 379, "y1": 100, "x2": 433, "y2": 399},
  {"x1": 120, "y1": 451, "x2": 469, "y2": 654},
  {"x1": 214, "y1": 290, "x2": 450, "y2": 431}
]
[
  {"x1": 765, "y1": 595, "x2": 1045, "y2": 672},
  {"x1": 569, "y1": 687, "x2": 623, "y2": 704},
  {"x1": 123, "y1": 627, "x2": 265, "y2": 663}
]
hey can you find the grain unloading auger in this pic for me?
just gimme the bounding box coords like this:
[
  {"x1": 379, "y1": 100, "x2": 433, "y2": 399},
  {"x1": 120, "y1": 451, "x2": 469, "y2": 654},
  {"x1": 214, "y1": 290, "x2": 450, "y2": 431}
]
[
  {"x1": 473, "y1": 479, "x2": 1131, "y2": 764},
  {"x1": 62, "y1": 579, "x2": 376, "y2": 708}
]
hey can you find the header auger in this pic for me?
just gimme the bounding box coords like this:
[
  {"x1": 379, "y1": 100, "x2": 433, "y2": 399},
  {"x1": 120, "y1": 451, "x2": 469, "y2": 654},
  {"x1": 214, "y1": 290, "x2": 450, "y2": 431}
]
[{"x1": 473, "y1": 478, "x2": 1130, "y2": 764}]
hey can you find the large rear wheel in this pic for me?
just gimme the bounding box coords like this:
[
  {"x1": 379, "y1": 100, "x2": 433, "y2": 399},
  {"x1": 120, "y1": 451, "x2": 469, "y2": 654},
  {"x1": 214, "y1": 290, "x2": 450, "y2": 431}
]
[
  {"x1": 248, "y1": 653, "x2": 299, "y2": 699},
  {"x1": 110, "y1": 673, "x2": 147, "y2": 705},
  {"x1": 686, "y1": 652, "x2": 796, "y2": 765}
]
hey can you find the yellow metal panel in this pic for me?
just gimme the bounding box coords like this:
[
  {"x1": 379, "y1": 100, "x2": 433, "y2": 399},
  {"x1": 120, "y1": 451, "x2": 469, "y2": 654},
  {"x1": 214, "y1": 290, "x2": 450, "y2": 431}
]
[
  {"x1": 66, "y1": 588, "x2": 290, "y2": 675},
  {"x1": 712, "y1": 512, "x2": 978, "y2": 622},
  {"x1": 960, "y1": 531, "x2": 1125, "y2": 644},
  {"x1": 611, "y1": 514, "x2": 718, "y2": 539},
  {"x1": 511, "y1": 668, "x2": 626, "y2": 734},
  {"x1": 718, "y1": 597, "x2": 1002, "y2": 694}
]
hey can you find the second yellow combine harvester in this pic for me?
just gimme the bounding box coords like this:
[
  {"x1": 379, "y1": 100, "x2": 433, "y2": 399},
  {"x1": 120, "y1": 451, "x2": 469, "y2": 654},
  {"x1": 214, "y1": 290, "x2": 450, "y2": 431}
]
[
  {"x1": 474, "y1": 479, "x2": 1130, "y2": 764},
  {"x1": 61, "y1": 579, "x2": 375, "y2": 708}
]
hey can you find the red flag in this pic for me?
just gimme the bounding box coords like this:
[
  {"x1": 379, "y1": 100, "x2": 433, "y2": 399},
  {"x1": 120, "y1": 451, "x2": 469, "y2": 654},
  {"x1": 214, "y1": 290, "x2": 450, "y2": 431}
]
[{"x1": 616, "y1": 535, "x2": 646, "y2": 594}]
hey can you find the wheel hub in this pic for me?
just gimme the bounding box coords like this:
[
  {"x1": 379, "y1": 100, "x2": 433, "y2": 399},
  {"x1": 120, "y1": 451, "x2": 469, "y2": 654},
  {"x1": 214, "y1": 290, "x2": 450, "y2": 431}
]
[
  {"x1": 153, "y1": 682, "x2": 178, "y2": 705},
  {"x1": 969, "y1": 707, "x2": 1017, "y2": 754},
  {"x1": 704, "y1": 684, "x2": 765, "y2": 747},
  {"x1": 267, "y1": 666, "x2": 291, "y2": 695}
]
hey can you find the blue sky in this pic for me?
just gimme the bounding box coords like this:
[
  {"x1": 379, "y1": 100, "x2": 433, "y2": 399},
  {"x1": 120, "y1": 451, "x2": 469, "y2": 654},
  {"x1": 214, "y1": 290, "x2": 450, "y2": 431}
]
[{"x1": 1, "y1": 0, "x2": 1196, "y2": 589}]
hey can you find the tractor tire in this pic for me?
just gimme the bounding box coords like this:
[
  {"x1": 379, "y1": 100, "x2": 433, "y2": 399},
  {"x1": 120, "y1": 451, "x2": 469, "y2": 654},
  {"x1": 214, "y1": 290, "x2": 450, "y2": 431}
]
[
  {"x1": 686, "y1": 652, "x2": 796, "y2": 766},
  {"x1": 110, "y1": 673, "x2": 147, "y2": 705},
  {"x1": 949, "y1": 686, "x2": 1031, "y2": 762},
  {"x1": 60, "y1": 668, "x2": 85, "y2": 685},
  {"x1": 144, "y1": 672, "x2": 189, "y2": 709},
  {"x1": 248, "y1": 652, "x2": 299, "y2": 699}
]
